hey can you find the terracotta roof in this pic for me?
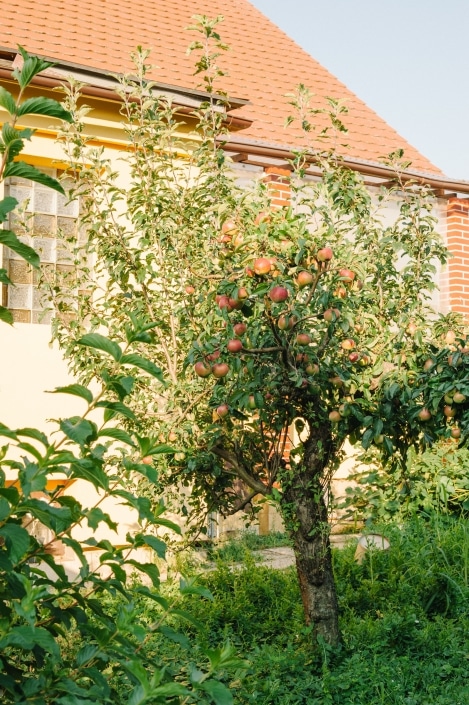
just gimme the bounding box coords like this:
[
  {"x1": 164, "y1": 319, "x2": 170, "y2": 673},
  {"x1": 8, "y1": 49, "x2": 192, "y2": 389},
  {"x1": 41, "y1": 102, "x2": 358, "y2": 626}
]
[{"x1": 1, "y1": 0, "x2": 441, "y2": 174}]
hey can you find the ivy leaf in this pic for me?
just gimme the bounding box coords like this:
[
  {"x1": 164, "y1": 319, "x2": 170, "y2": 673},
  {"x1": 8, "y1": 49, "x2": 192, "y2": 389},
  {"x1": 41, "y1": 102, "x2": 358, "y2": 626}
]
[
  {"x1": 48, "y1": 384, "x2": 93, "y2": 405},
  {"x1": 120, "y1": 353, "x2": 165, "y2": 383},
  {"x1": 77, "y1": 333, "x2": 122, "y2": 361},
  {"x1": 16, "y1": 97, "x2": 72, "y2": 122},
  {"x1": 0, "y1": 230, "x2": 40, "y2": 267},
  {"x1": 4, "y1": 161, "x2": 65, "y2": 193}
]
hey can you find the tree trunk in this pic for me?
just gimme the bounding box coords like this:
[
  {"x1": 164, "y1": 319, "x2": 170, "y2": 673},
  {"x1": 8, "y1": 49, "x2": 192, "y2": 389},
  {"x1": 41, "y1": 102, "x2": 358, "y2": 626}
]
[{"x1": 280, "y1": 424, "x2": 340, "y2": 645}]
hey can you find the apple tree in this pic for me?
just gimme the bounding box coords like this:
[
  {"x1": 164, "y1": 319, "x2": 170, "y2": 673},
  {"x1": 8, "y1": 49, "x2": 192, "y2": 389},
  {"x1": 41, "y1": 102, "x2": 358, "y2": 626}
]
[{"x1": 45, "y1": 22, "x2": 469, "y2": 646}]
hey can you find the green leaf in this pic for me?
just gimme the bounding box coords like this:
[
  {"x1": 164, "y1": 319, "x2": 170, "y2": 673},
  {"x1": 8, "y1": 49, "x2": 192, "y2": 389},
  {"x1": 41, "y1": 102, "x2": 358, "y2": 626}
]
[
  {"x1": 0, "y1": 230, "x2": 40, "y2": 267},
  {"x1": 49, "y1": 384, "x2": 93, "y2": 405},
  {"x1": 0, "y1": 268, "x2": 12, "y2": 285},
  {"x1": 0, "y1": 625, "x2": 60, "y2": 659},
  {"x1": 96, "y1": 400, "x2": 136, "y2": 421},
  {"x1": 4, "y1": 161, "x2": 65, "y2": 194},
  {"x1": 0, "y1": 87, "x2": 16, "y2": 114},
  {"x1": 60, "y1": 417, "x2": 97, "y2": 446},
  {"x1": 13, "y1": 48, "x2": 55, "y2": 89},
  {"x1": 69, "y1": 459, "x2": 109, "y2": 491},
  {"x1": 0, "y1": 306, "x2": 13, "y2": 325},
  {"x1": 16, "y1": 97, "x2": 72, "y2": 122},
  {"x1": 0, "y1": 196, "x2": 19, "y2": 223},
  {"x1": 98, "y1": 427, "x2": 136, "y2": 447},
  {"x1": 139, "y1": 534, "x2": 167, "y2": 559},
  {"x1": 77, "y1": 333, "x2": 122, "y2": 361},
  {"x1": 124, "y1": 559, "x2": 160, "y2": 587},
  {"x1": 120, "y1": 353, "x2": 165, "y2": 383},
  {"x1": 200, "y1": 680, "x2": 233, "y2": 705},
  {"x1": 0, "y1": 523, "x2": 30, "y2": 563},
  {"x1": 158, "y1": 625, "x2": 190, "y2": 649},
  {"x1": 15, "y1": 427, "x2": 50, "y2": 447}
]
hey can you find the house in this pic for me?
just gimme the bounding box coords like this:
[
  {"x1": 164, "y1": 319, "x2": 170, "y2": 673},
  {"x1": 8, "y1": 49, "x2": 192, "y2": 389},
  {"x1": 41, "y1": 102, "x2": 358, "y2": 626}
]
[{"x1": 1, "y1": 0, "x2": 469, "y2": 550}]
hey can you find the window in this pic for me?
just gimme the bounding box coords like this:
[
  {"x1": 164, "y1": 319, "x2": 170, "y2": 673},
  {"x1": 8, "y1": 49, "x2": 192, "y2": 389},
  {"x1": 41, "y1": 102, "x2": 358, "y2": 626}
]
[{"x1": 2, "y1": 168, "x2": 79, "y2": 324}]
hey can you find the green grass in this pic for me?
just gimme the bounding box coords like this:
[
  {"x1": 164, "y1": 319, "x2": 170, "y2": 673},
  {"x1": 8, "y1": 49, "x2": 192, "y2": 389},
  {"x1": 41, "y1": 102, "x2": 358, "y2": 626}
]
[
  {"x1": 205, "y1": 530, "x2": 292, "y2": 564},
  {"x1": 166, "y1": 515, "x2": 469, "y2": 704}
]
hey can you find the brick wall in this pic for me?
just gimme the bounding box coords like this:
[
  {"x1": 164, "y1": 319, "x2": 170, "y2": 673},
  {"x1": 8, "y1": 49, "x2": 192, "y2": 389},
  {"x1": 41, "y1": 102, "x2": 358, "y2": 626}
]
[
  {"x1": 263, "y1": 166, "x2": 291, "y2": 208},
  {"x1": 445, "y1": 198, "x2": 469, "y2": 318}
]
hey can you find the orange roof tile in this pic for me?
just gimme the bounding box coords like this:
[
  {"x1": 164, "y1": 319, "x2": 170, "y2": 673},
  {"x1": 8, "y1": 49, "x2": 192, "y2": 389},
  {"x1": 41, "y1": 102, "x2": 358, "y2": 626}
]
[{"x1": 1, "y1": 0, "x2": 440, "y2": 174}]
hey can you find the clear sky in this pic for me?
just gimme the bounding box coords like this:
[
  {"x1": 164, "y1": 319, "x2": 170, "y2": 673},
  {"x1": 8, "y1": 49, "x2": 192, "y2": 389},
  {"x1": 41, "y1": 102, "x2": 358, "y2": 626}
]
[{"x1": 249, "y1": 0, "x2": 469, "y2": 180}]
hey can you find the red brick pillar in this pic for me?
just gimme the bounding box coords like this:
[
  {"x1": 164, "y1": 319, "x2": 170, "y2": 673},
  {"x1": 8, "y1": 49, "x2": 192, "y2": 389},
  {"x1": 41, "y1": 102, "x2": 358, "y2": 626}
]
[
  {"x1": 263, "y1": 166, "x2": 291, "y2": 208},
  {"x1": 445, "y1": 198, "x2": 469, "y2": 318}
]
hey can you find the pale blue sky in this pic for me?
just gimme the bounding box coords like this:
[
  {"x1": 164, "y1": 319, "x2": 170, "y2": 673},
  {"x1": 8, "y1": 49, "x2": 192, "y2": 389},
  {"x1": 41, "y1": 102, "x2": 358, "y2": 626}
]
[{"x1": 249, "y1": 0, "x2": 469, "y2": 180}]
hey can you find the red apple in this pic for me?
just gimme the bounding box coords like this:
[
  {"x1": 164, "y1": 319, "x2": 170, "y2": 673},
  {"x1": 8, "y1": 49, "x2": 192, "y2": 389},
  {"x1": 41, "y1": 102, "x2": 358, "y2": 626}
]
[
  {"x1": 206, "y1": 350, "x2": 220, "y2": 362},
  {"x1": 418, "y1": 407, "x2": 432, "y2": 421},
  {"x1": 237, "y1": 287, "x2": 249, "y2": 300},
  {"x1": 269, "y1": 286, "x2": 289, "y2": 303},
  {"x1": 194, "y1": 361, "x2": 212, "y2": 378},
  {"x1": 445, "y1": 330, "x2": 457, "y2": 345},
  {"x1": 255, "y1": 211, "x2": 270, "y2": 226},
  {"x1": 218, "y1": 295, "x2": 232, "y2": 311},
  {"x1": 278, "y1": 315, "x2": 290, "y2": 331},
  {"x1": 329, "y1": 410, "x2": 342, "y2": 423},
  {"x1": 227, "y1": 339, "x2": 243, "y2": 353},
  {"x1": 453, "y1": 392, "x2": 466, "y2": 404},
  {"x1": 212, "y1": 363, "x2": 230, "y2": 378},
  {"x1": 348, "y1": 352, "x2": 360, "y2": 363},
  {"x1": 423, "y1": 358, "x2": 435, "y2": 372},
  {"x1": 324, "y1": 308, "x2": 340, "y2": 322},
  {"x1": 317, "y1": 247, "x2": 333, "y2": 262},
  {"x1": 185, "y1": 284, "x2": 195, "y2": 295},
  {"x1": 334, "y1": 286, "x2": 347, "y2": 299},
  {"x1": 233, "y1": 322, "x2": 247, "y2": 336},
  {"x1": 444, "y1": 405, "x2": 456, "y2": 418},
  {"x1": 296, "y1": 333, "x2": 312, "y2": 346},
  {"x1": 339, "y1": 268, "x2": 355, "y2": 284},
  {"x1": 407, "y1": 321, "x2": 417, "y2": 336},
  {"x1": 253, "y1": 257, "x2": 272, "y2": 275},
  {"x1": 306, "y1": 363, "x2": 319, "y2": 375},
  {"x1": 216, "y1": 404, "x2": 229, "y2": 418},
  {"x1": 329, "y1": 376, "x2": 344, "y2": 388},
  {"x1": 296, "y1": 270, "x2": 314, "y2": 288},
  {"x1": 451, "y1": 427, "x2": 461, "y2": 439},
  {"x1": 222, "y1": 219, "x2": 238, "y2": 236},
  {"x1": 141, "y1": 456, "x2": 153, "y2": 464}
]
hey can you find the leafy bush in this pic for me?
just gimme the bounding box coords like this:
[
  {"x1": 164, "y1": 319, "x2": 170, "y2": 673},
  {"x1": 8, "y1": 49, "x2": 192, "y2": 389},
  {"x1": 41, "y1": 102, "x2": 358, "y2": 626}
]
[
  {"x1": 206, "y1": 531, "x2": 291, "y2": 564},
  {"x1": 345, "y1": 441, "x2": 469, "y2": 523}
]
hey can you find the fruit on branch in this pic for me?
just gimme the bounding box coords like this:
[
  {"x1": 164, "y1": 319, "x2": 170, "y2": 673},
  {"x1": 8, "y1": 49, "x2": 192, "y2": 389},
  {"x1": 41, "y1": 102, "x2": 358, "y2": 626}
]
[
  {"x1": 255, "y1": 211, "x2": 271, "y2": 226},
  {"x1": 334, "y1": 286, "x2": 347, "y2": 299},
  {"x1": 194, "y1": 361, "x2": 212, "y2": 378},
  {"x1": 451, "y1": 427, "x2": 461, "y2": 439},
  {"x1": 296, "y1": 270, "x2": 314, "y2": 288},
  {"x1": 216, "y1": 404, "x2": 229, "y2": 418},
  {"x1": 423, "y1": 358, "x2": 435, "y2": 372},
  {"x1": 185, "y1": 284, "x2": 195, "y2": 295},
  {"x1": 269, "y1": 286, "x2": 289, "y2": 303},
  {"x1": 407, "y1": 321, "x2": 417, "y2": 336},
  {"x1": 324, "y1": 308, "x2": 341, "y2": 322},
  {"x1": 227, "y1": 339, "x2": 243, "y2": 353},
  {"x1": 247, "y1": 395, "x2": 257, "y2": 410},
  {"x1": 237, "y1": 287, "x2": 249, "y2": 300},
  {"x1": 221, "y1": 219, "x2": 238, "y2": 236},
  {"x1": 341, "y1": 338, "x2": 356, "y2": 350},
  {"x1": 348, "y1": 352, "x2": 360, "y2": 363},
  {"x1": 296, "y1": 333, "x2": 312, "y2": 346},
  {"x1": 212, "y1": 363, "x2": 230, "y2": 378},
  {"x1": 443, "y1": 405, "x2": 456, "y2": 418},
  {"x1": 218, "y1": 295, "x2": 233, "y2": 311},
  {"x1": 206, "y1": 350, "x2": 220, "y2": 362},
  {"x1": 141, "y1": 456, "x2": 153, "y2": 464},
  {"x1": 453, "y1": 392, "x2": 466, "y2": 404},
  {"x1": 329, "y1": 375, "x2": 344, "y2": 388},
  {"x1": 329, "y1": 410, "x2": 342, "y2": 423},
  {"x1": 445, "y1": 330, "x2": 456, "y2": 345},
  {"x1": 317, "y1": 247, "x2": 333, "y2": 262},
  {"x1": 253, "y1": 257, "x2": 272, "y2": 275},
  {"x1": 339, "y1": 268, "x2": 355, "y2": 284},
  {"x1": 233, "y1": 322, "x2": 247, "y2": 336},
  {"x1": 417, "y1": 407, "x2": 432, "y2": 421},
  {"x1": 305, "y1": 362, "x2": 319, "y2": 375}
]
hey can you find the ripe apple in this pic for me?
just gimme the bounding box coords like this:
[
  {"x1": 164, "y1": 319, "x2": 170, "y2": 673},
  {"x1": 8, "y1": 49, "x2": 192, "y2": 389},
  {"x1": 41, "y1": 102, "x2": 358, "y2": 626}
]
[
  {"x1": 407, "y1": 321, "x2": 417, "y2": 335},
  {"x1": 296, "y1": 353, "x2": 308, "y2": 363},
  {"x1": 451, "y1": 427, "x2": 461, "y2": 439},
  {"x1": 443, "y1": 405, "x2": 456, "y2": 418},
  {"x1": 453, "y1": 392, "x2": 466, "y2": 404},
  {"x1": 206, "y1": 350, "x2": 220, "y2": 362},
  {"x1": 222, "y1": 219, "x2": 238, "y2": 236},
  {"x1": 278, "y1": 315, "x2": 290, "y2": 331},
  {"x1": 218, "y1": 295, "x2": 232, "y2": 310},
  {"x1": 317, "y1": 247, "x2": 333, "y2": 262},
  {"x1": 141, "y1": 456, "x2": 153, "y2": 464},
  {"x1": 329, "y1": 410, "x2": 342, "y2": 423},
  {"x1": 296, "y1": 270, "x2": 314, "y2": 288},
  {"x1": 348, "y1": 352, "x2": 360, "y2": 363},
  {"x1": 324, "y1": 308, "x2": 340, "y2": 322},
  {"x1": 296, "y1": 333, "x2": 312, "y2": 346},
  {"x1": 253, "y1": 257, "x2": 272, "y2": 275},
  {"x1": 423, "y1": 358, "x2": 435, "y2": 372},
  {"x1": 233, "y1": 322, "x2": 247, "y2": 336},
  {"x1": 269, "y1": 286, "x2": 289, "y2": 303},
  {"x1": 212, "y1": 363, "x2": 230, "y2": 378},
  {"x1": 448, "y1": 354, "x2": 462, "y2": 367},
  {"x1": 329, "y1": 376, "x2": 344, "y2": 388},
  {"x1": 227, "y1": 339, "x2": 243, "y2": 353},
  {"x1": 255, "y1": 211, "x2": 270, "y2": 226},
  {"x1": 334, "y1": 286, "x2": 347, "y2": 299},
  {"x1": 341, "y1": 338, "x2": 356, "y2": 350},
  {"x1": 418, "y1": 407, "x2": 432, "y2": 421},
  {"x1": 185, "y1": 284, "x2": 195, "y2": 295},
  {"x1": 168, "y1": 431, "x2": 177, "y2": 442},
  {"x1": 339, "y1": 268, "x2": 355, "y2": 284},
  {"x1": 445, "y1": 330, "x2": 457, "y2": 345},
  {"x1": 194, "y1": 361, "x2": 212, "y2": 377},
  {"x1": 216, "y1": 404, "x2": 229, "y2": 418},
  {"x1": 237, "y1": 287, "x2": 249, "y2": 300},
  {"x1": 306, "y1": 362, "x2": 319, "y2": 375}
]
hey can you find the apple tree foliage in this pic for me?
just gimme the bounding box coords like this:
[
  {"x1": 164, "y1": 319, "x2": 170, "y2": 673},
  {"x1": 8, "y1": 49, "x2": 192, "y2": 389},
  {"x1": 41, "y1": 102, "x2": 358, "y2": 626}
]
[
  {"x1": 43, "y1": 20, "x2": 469, "y2": 644},
  {"x1": 0, "y1": 50, "x2": 244, "y2": 704}
]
